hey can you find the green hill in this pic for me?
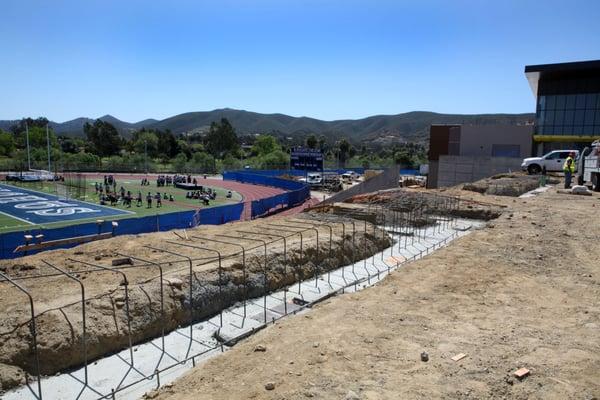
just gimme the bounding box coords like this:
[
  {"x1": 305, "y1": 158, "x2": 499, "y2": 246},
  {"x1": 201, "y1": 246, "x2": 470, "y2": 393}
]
[{"x1": 1, "y1": 109, "x2": 534, "y2": 143}]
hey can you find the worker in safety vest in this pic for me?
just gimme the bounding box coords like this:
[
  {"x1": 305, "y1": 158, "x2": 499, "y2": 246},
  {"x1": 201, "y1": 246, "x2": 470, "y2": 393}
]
[{"x1": 563, "y1": 152, "x2": 576, "y2": 189}]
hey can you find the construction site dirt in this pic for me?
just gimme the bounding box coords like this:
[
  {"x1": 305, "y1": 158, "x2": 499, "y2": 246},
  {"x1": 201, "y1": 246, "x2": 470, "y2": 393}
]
[
  {"x1": 0, "y1": 214, "x2": 392, "y2": 392},
  {"x1": 146, "y1": 187, "x2": 599, "y2": 400}
]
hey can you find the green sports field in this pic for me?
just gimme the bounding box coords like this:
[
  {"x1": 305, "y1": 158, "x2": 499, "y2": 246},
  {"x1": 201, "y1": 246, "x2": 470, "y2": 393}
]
[{"x1": 0, "y1": 179, "x2": 243, "y2": 233}]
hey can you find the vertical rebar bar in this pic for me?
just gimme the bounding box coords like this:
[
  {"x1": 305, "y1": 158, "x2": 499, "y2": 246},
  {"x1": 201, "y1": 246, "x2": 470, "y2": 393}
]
[{"x1": 0, "y1": 272, "x2": 42, "y2": 400}]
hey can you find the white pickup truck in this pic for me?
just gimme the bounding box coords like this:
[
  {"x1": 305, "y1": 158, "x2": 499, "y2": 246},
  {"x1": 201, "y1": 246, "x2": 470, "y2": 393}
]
[
  {"x1": 577, "y1": 141, "x2": 600, "y2": 191},
  {"x1": 521, "y1": 149, "x2": 580, "y2": 174}
]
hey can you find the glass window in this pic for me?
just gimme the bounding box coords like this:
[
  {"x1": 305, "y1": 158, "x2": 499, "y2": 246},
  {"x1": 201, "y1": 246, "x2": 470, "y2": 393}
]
[
  {"x1": 565, "y1": 109, "x2": 575, "y2": 126},
  {"x1": 584, "y1": 109, "x2": 595, "y2": 126},
  {"x1": 576, "y1": 94, "x2": 587, "y2": 109},
  {"x1": 546, "y1": 110, "x2": 555, "y2": 125},
  {"x1": 574, "y1": 109, "x2": 585, "y2": 125},
  {"x1": 565, "y1": 94, "x2": 576, "y2": 109},
  {"x1": 538, "y1": 110, "x2": 546, "y2": 124},
  {"x1": 555, "y1": 95, "x2": 566, "y2": 109},
  {"x1": 594, "y1": 125, "x2": 600, "y2": 135},
  {"x1": 538, "y1": 96, "x2": 546, "y2": 110},
  {"x1": 583, "y1": 126, "x2": 594, "y2": 135},
  {"x1": 554, "y1": 109, "x2": 565, "y2": 126},
  {"x1": 561, "y1": 125, "x2": 573, "y2": 135},
  {"x1": 546, "y1": 95, "x2": 556, "y2": 109},
  {"x1": 573, "y1": 125, "x2": 584, "y2": 135},
  {"x1": 586, "y1": 93, "x2": 597, "y2": 109}
]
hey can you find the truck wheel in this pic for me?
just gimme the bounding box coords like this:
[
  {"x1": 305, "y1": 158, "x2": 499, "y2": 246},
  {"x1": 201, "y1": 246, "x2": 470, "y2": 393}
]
[
  {"x1": 593, "y1": 173, "x2": 600, "y2": 192},
  {"x1": 527, "y1": 164, "x2": 541, "y2": 175}
]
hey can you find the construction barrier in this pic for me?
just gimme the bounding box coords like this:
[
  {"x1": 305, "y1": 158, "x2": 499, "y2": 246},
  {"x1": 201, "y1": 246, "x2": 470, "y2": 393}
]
[
  {"x1": 0, "y1": 202, "x2": 245, "y2": 259},
  {"x1": 223, "y1": 171, "x2": 310, "y2": 218}
]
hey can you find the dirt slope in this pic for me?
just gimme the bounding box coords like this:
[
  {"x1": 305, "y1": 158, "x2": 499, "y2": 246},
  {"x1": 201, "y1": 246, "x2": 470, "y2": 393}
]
[{"x1": 153, "y1": 188, "x2": 600, "y2": 400}]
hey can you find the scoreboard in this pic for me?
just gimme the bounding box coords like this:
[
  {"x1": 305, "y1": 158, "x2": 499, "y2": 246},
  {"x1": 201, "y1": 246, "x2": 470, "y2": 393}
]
[{"x1": 290, "y1": 147, "x2": 323, "y2": 171}]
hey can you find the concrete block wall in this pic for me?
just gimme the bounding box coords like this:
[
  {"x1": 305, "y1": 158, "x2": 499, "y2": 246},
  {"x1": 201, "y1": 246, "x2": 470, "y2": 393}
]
[{"x1": 435, "y1": 155, "x2": 522, "y2": 188}]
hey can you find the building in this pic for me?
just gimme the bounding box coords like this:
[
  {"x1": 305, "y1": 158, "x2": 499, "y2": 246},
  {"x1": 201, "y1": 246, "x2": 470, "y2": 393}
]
[
  {"x1": 427, "y1": 124, "x2": 533, "y2": 188},
  {"x1": 525, "y1": 60, "x2": 600, "y2": 155}
]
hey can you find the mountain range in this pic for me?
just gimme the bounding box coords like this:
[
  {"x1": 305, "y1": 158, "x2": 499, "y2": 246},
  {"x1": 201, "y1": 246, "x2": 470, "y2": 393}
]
[{"x1": 0, "y1": 109, "x2": 535, "y2": 143}]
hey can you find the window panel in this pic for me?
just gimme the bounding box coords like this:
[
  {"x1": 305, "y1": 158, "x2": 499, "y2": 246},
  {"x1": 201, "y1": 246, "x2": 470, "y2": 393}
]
[
  {"x1": 594, "y1": 125, "x2": 600, "y2": 135},
  {"x1": 555, "y1": 95, "x2": 566, "y2": 109},
  {"x1": 584, "y1": 109, "x2": 595, "y2": 126},
  {"x1": 563, "y1": 125, "x2": 574, "y2": 135},
  {"x1": 565, "y1": 109, "x2": 575, "y2": 126},
  {"x1": 538, "y1": 96, "x2": 546, "y2": 110},
  {"x1": 576, "y1": 94, "x2": 587, "y2": 109},
  {"x1": 574, "y1": 109, "x2": 585, "y2": 125},
  {"x1": 565, "y1": 94, "x2": 576, "y2": 109},
  {"x1": 546, "y1": 151, "x2": 560, "y2": 159},
  {"x1": 554, "y1": 109, "x2": 565, "y2": 126},
  {"x1": 546, "y1": 95, "x2": 556, "y2": 110},
  {"x1": 546, "y1": 110, "x2": 555, "y2": 125},
  {"x1": 538, "y1": 110, "x2": 546, "y2": 125},
  {"x1": 586, "y1": 93, "x2": 597, "y2": 109}
]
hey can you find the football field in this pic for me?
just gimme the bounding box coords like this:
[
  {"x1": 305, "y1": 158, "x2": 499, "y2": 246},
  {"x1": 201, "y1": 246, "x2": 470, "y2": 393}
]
[{"x1": 0, "y1": 179, "x2": 243, "y2": 233}]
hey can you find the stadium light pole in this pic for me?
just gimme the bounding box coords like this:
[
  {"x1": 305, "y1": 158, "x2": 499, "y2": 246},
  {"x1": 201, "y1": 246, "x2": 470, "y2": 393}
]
[{"x1": 25, "y1": 120, "x2": 31, "y2": 170}]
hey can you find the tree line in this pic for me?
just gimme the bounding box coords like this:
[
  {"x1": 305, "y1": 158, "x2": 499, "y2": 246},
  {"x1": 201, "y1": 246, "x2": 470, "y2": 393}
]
[{"x1": 0, "y1": 117, "x2": 426, "y2": 173}]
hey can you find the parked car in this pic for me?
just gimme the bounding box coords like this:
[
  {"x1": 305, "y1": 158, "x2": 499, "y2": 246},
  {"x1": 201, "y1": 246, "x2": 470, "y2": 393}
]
[
  {"x1": 306, "y1": 173, "x2": 323, "y2": 186},
  {"x1": 521, "y1": 149, "x2": 580, "y2": 174}
]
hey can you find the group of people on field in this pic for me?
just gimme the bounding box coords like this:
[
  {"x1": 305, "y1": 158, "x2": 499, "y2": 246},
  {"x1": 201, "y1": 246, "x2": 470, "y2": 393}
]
[
  {"x1": 94, "y1": 173, "x2": 227, "y2": 209},
  {"x1": 95, "y1": 178, "x2": 175, "y2": 208}
]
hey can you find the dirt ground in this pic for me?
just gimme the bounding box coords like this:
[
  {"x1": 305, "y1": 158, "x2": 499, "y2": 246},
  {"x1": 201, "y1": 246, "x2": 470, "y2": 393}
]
[
  {"x1": 0, "y1": 214, "x2": 390, "y2": 392},
  {"x1": 461, "y1": 172, "x2": 560, "y2": 197},
  {"x1": 152, "y1": 186, "x2": 600, "y2": 400}
]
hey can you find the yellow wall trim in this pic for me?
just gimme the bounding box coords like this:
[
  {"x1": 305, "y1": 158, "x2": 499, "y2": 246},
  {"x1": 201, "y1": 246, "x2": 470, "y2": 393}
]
[{"x1": 533, "y1": 135, "x2": 600, "y2": 142}]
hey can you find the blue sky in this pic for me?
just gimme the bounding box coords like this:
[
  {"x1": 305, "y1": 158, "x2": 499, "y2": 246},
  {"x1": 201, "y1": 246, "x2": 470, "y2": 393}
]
[{"x1": 1, "y1": 0, "x2": 599, "y2": 122}]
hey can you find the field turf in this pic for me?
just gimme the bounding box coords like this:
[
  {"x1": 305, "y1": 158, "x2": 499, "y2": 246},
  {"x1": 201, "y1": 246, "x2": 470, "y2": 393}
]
[{"x1": 0, "y1": 179, "x2": 242, "y2": 233}]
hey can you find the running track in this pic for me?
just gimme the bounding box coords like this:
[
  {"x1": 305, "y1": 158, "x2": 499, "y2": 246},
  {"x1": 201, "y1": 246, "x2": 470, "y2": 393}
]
[{"x1": 78, "y1": 173, "x2": 285, "y2": 203}]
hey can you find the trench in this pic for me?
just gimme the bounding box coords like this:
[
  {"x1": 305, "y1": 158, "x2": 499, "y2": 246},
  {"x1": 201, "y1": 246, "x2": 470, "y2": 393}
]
[
  {"x1": 0, "y1": 223, "x2": 390, "y2": 393},
  {"x1": 3, "y1": 215, "x2": 485, "y2": 400}
]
